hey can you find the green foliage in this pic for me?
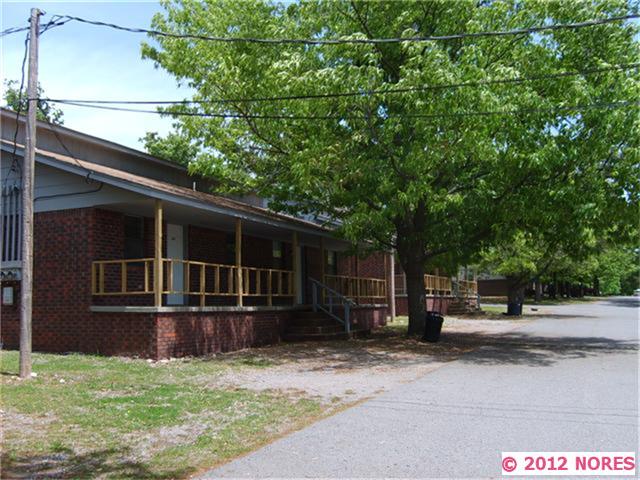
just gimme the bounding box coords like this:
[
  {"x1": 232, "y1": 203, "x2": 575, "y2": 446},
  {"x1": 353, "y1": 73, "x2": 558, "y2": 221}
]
[
  {"x1": 141, "y1": 129, "x2": 199, "y2": 166},
  {"x1": 3, "y1": 80, "x2": 64, "y2": 124},
  {"x1": 594, "y1": 246, "x2": 639, "y2": 294},
  {"x1": 141, "y1": 0, "x2": 639, "y2": 323}
]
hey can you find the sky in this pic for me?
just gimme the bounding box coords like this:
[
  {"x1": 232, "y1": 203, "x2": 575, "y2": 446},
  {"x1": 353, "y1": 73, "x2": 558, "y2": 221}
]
[{"x1": 1, "y1": 1, "x2": 193, "y2": 150}]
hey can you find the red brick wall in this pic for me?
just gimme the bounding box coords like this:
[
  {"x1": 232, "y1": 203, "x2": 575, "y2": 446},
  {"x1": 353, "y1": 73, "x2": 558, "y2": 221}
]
[
  {"x1": 0, "y1": 280, "x2": 20, "y2": 345},
  {"x1": 154, "y1": 310, "x2": 293, "y2": 358},
  {"x1": 2, "y1": 208, "x2": 97, "y2": 352},
  {"x1": 0, "y1": 206, "x2": 389, "y2": 359},
  {"x1": 477, "y1": 279, "x2": 509, "y2": 296},
  {"x1": 395, "y1": 296, "x2": 453, "y2": 316}
]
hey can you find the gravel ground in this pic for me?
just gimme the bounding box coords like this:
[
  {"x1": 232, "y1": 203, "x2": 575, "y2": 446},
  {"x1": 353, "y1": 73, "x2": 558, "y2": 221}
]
[{"x1": 209, "y1": 317, "x2": 525, "y2": 403}]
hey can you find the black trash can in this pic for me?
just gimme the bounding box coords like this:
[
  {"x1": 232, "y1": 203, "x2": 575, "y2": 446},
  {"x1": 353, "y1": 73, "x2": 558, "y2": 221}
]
[
  {"x1": 422, "y1": 311, "x2": 444, "y2": 343},
  {"x1": 506, "y1": 302, "x2": 523, "y2": 316}
]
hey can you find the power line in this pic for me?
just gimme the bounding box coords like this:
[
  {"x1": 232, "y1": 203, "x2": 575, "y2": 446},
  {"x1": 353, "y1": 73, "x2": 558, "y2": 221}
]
[
  {"x1": 38, "y1": 63, "x2": 640, "y2": 106},
  {"x1": 37, "y1": 103, "x2": 95, "y2": 176},
  {"x1": 1, "y1": 25, "x2": 30, "y2": 37},
  {"x1": 55, "y1": 13, "x2": 639, "y2": 45},
  {"x1": 0, "y1": 17, "x2": 70, "y2": 37},
  {"x1": 2, "y1": 15, "x2": 70, "y2": 190},
  {"x1": 47, "y1": 99, "x2": 640, "y2": 121},
  {"x1": 3, "y1": 31, "x2": 30, "y2": 190}
]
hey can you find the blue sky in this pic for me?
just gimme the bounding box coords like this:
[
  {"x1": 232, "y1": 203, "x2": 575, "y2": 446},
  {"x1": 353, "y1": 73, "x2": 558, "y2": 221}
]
[{"x1": 1, "y1": 1, "x2": 192, "y2": 149}]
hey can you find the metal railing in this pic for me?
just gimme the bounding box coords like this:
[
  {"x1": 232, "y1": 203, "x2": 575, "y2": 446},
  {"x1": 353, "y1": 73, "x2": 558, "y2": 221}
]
[
  {"x1": 323, "y1": 274, "x2": 387, "y2": 304},
  {"x1": 310, "y1": 277, "x2": 354, "y2": 333},
  {"x1": 91, "y1": 257, "x2": 294, "y2": 306}
]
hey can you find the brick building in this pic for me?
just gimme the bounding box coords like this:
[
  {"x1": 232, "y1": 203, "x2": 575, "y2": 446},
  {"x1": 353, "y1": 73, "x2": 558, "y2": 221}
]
[
  {"x1": 1, "y1": 109, "x2": 392, "y2": 359},
  {"x1": 1, "y1": 109, "x2": 479, "y2": 358}
]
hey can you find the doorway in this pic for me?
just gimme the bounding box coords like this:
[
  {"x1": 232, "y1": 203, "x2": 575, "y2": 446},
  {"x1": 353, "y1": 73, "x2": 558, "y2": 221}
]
[{"x1": 166, "y1": 224, "x2": 184, "y2": 305}]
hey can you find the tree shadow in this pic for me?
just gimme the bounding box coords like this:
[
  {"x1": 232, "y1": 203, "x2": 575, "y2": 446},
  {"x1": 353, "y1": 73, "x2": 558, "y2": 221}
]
[
  {"x1": 600, "y1": 297, "x2": 640, "y2": 309},
  {"x1": 451, "y1": 331, "x2": 638, "y2": 367},
  {"x1": 1, "y1": 446, "x2": 192, "y2": 480},
  {"x1": 202, "y1": 323, "x2": 638, "y2": 372}
]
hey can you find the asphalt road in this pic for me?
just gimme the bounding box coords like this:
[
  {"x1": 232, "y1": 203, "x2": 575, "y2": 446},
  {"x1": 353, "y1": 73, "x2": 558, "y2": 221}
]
[{"x1": 204, "y1": 297, "x2": 639, "y2": 479}]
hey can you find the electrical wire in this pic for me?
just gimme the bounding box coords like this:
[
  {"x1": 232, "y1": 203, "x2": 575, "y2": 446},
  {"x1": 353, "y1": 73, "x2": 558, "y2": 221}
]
[
  {"x1": 0, "y1": 17, "x2": 70, "y2": 37},
  {"x1": 55, "y1": 13, "x2": 639, "y2": 45},
  {"x1": 2, "y1": 13, "x2": 68, "y2": 190},
  {"x1": 2, "y1": 31, "x2": 30, "y2": 190},
  {"x1": 36, "y1": 103, "x2": 97, "y2": 179},
  {"x1": 0, "y1": 25, "x2": 30, "y2": 37},
  {"x1": 38, "y1": 63, "x2": 640, "y2": 106},
  {"x1": 47, "y1": 99, "x2": 640, "y2": 121},
  {"x1": 34, "y1": 104, "x2": 104, "y2": 202}
]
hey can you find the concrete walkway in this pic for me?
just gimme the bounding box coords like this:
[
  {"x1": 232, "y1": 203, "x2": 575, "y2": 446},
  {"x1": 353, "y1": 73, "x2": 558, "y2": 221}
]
[{"x1": 203, "y1": 297, "x2": 639, "y2": 479}]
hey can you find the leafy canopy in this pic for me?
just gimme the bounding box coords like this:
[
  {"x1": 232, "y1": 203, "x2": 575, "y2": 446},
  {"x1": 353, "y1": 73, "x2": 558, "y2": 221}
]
[{"x1": 141, "y1": 0, "x2": 639, "y2": 325}]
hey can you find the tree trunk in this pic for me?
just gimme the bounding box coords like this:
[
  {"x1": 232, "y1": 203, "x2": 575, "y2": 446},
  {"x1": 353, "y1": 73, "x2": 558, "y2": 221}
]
[
  {"x1": 534, "y1": 279, "x2": 542, "y2": 303},
  {"x1": 593, "y1": 276, "x2": 600, "y2": 296},
  {"x1": 403, "y1": 260, "x2": 426, "y2": 335},
  {"x1": 506, "y1": 275, "x2": 525, "y2": 316},
  {"x1": 550, "y1": 273, "x2": 557, "y2": 299}
]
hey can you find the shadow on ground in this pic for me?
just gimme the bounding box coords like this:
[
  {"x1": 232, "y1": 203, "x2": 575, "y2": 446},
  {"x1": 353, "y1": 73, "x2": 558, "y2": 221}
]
[
  {"x1": 454, "y1": 332, "x2": 638, "y2": 367},
  {"x1": 1, "y1": 447, "x2": 191, "y2": 480},
  {"x1": 211, "y1": 321, "x2": 638, "y2": 371},
  {"x1": 601, "y1": 297, "x2": 640, "y2": 309}
]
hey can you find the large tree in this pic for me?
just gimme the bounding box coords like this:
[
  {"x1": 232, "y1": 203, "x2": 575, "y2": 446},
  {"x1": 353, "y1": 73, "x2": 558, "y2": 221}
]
[{"x1": 142, "y1": 0, "x2": 639, "y2": 333}]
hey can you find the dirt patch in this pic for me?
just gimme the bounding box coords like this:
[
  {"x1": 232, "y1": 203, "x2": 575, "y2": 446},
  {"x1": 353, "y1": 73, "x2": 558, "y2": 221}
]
[
  {"x1": 1, "y1": 409, "x2": 56, "y2": 441},
  {"x1": 204, "y1": 318, "x2": 524, "y2": 403}
]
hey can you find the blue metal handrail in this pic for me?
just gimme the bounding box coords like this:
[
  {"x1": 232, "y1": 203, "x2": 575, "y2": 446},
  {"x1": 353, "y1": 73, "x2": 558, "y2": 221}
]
[{"x1": 309, "y1": 277, "x2": 355, "y2": 333}]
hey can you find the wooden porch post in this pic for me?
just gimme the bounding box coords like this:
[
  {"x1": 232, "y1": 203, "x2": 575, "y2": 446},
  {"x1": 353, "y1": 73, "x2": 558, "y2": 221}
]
[
  {"x1": 319, "y1": 237, "x2": 325, "y2": 282},
  {"x1": 154, "y1": 200, "x2": 163, "y2": 307},
  {"x1": 319, "y1": 237, "x2": 325, "y2": 303},
  {"x1": 388, "y1": 251, "x2": 396, "y2": 321},
  {"x1": 235, "y1": 218, "x2": 243, "y2": 306},
  {"x1": 355, "y1": 255, "x2": 360, "y2": 303},
  {"x1": 292, "y1": 231, "x2": 299, "y2": 305}
]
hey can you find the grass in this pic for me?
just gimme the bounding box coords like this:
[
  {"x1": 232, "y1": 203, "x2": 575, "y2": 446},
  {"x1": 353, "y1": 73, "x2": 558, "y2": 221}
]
[
  {"x1": 0, "y1": 350, "x2": 327, "y2": 479},
  {"x1": 481, "y1": 296, "x2": 599, "y2": 305}
]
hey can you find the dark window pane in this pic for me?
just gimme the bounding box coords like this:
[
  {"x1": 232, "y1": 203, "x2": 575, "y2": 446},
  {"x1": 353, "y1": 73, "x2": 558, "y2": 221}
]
[{"x1": 124, "y1": 216, "x2": 144, "y2": 259}]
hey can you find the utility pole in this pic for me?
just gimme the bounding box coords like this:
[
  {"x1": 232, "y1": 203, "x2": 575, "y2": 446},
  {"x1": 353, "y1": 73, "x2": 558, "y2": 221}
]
[{"x1": 20, "y1": 8, "x2": 41, "y2": 379}]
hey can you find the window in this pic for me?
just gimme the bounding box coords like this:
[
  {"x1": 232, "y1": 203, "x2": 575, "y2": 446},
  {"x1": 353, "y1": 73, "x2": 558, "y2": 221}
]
[
  {"x1": 1, "y1": 186, "x2": 21, "y2": 263},
  {"x1": 326, "y1": 250, "x2": 338, "y2": 276},
  {"x1": 124, "y1": 216, "x2": 144, "y2": 259},
  {"x1": 272, "y1": 240, "x2": 282, "y2": 259},
  {"x1": 225, "y1": 233, "x2": 236, "y2": 264}
]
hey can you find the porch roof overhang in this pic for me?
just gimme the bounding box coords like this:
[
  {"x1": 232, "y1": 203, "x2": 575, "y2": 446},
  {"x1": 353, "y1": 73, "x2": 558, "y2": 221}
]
[{"x1": 1, "y1": 140, "x2": 339, "y2": 240}]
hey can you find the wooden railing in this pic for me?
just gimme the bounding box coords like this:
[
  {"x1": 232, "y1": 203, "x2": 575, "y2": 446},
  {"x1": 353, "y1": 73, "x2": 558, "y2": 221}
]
[
  {"x1": 91, "y1": 257, "x2": 294, "y2": 306},
  {"x1": 91, "y1": 258, "x2": 155, "y2": 296},
  {"x1": 394, "y1": 273, "x2": 453, "y2": 296},
  {"x1": 457, "y1": 279, "x2": 478, "y2": 296},
  {"x1": 425, "y1": 274, "x2": 452, "y2": 295},
  {"x1": 323, "y1": 274, "x2": 387, "y2": 304}
]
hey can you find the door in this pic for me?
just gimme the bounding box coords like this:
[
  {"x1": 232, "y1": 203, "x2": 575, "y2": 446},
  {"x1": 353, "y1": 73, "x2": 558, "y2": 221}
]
[{"x1": 166, "y1": 224, "x2": 184, "y2": 305}]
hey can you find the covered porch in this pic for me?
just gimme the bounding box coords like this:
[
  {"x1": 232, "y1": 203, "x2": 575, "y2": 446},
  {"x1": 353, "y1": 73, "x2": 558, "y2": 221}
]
[
  {"x1": 83, "y1": 197, "x2": 389, "y2": 357},
  {"x1": 89, "y1": 199, "x2": 389, "y2": 311}
]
